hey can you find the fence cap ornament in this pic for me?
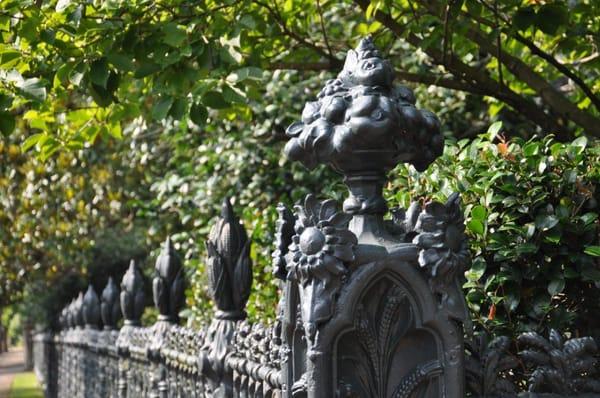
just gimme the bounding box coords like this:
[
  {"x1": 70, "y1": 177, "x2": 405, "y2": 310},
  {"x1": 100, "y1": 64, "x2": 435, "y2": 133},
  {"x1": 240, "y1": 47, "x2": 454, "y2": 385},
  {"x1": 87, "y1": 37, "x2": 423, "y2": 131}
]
[
  {"x1": 82, "y1": 284, "x2": 101, "y2": 329},
  {"x1": 205, "y1": 198, "x2": 252, "y2": 319},
  {"x1": 74, "y1": 291, "x2": 85, "y2": 328},
  {"x1": 101, "y1": 276, "x2": 121, "y2": 330},
  {"x1": 120, "y1": 259, "x2": 145, "y2": 326},
  {"x1": 284, "y1": 36, "x2": 443, "y2": 217},
  {"x1": 152, "y1": 237, "x2": 185, "y2": 322}
]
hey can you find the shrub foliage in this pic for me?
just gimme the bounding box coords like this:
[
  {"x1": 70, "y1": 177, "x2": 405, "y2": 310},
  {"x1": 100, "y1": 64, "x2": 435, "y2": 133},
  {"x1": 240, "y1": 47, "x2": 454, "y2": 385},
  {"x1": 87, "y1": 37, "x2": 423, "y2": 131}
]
[{"x1": 388, "y1": 128, "x2": 600, "y2": 339}]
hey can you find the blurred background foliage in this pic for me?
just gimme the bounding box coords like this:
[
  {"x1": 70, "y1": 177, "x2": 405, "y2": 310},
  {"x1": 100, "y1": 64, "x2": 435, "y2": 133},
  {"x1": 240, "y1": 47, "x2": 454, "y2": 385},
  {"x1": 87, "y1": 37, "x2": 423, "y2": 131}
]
[{"x1": 0, "y1": 0, "x2": 598, "y2": 345}]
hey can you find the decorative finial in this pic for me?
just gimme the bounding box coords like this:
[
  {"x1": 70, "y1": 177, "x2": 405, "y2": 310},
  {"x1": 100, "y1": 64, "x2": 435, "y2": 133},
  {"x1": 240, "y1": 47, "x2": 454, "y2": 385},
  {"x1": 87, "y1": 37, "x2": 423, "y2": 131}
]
[
  {"x1": 120, "y1": 260, "x2": 146, "y2": 326},
  {"x1": 65, "y1": 302, "x2": 74, "y2": 329},
  {"x1": 206, "y1": 198, "x2": 252, "y2": 319},
  {"x1": 272, "y1": 203, "x2": 295, "y2": 280},
  {"x1": 284, "y1": 37, "x2": 443, "y2": 215},
  {"x1": 82, "y1": 284, "x2": 101, "y2": 328},
  {"x1": 75, "y1": 292, "x2": 85, "y2": 328},
  {"x1": 66, "y1": 300, "x2": 74, "y2": 328},
  {"x1": 152, "y1": 237, "x2": 185, "y2": 322},
  {"x1": 101, "y1": 277, "x2": 121, "y2": 330}
]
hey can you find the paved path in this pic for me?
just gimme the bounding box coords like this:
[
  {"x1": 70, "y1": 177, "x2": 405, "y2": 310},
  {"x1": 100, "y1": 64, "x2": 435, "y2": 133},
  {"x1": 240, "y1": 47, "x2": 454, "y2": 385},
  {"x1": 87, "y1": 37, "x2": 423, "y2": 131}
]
[{"x1": 0, "y1": 348, "x2": 24, "y2": 398}]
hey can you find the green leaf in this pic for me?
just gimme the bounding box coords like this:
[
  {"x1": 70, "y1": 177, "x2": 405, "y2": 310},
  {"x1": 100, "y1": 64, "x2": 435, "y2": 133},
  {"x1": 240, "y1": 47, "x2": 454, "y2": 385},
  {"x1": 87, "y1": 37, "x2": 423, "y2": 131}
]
[
  {"x1": 90, "y1": 58, "x2": 110, "y2": 88},
  {"x1": 523, "y1": 142, "x2": 540, "y2": 157},
  {"x1": 0, "y1": 94, "x2": 12, "y2": 110},
  {"x1": 466, "y1": 258, "x2": 486, "y2": 281},
  {"x1": 19, "y1": 78, "x2": 47, "y2": 102},
  {"x1": 581, "y1": 266, "x2": 600, "y2": 282},
  {"x1": 534, "y1": 214, "x2": 559, "y2": 231},
  {"x1": 0, "y1": 49, "x2": 21, "y2": 69},
  {"x1": 487, "y1": 121, "x2": 502, "y2": 141},
  {"x1": 107, "y1": 122, "x2": 122, "y2": 139},
  {"x1": 581, "y1": 213, "x2": 598, "y2": 225},
  {"x1": 163, "y1": 23, "x2": 187, "y2": 47},
  {"x1": 202, "y1": 91, "x2": 229, "y2": 109},
  {"x1": 107, "y1": 52, "x2": 134, "y2": 72},
  {"x1": 169, "y1": 98, "x2": 186, "y2": 120},
  {"x1": 190, "y1": 103, "x2": 208, "y2": 125},
  {"x1": 39, "y1": 136, "x2": 60, "y2": 161},
  {"x1": 53, "y1": 63, "x2": 73, "y2": 88},
  {"x1": 516, "y1": 243, "x2": 537, "y2": 255},
  {"x1": 513, "y1": 7, "x2": 536, "y2": 31},
  {"x1": 152, "y1": 96, "x2": 174, "y2": 120},
  {"x1": 570, "y1": 136, "x2": 587, "y2": 154},
  {"x1": 547, "y1": 278, "x2": 565, "y2": 296},
  {"x1": 55, "y1": 0, "x2": 72, "y2": 12},
  {"x1": 465, "y1": 0, "x2": 482, "y2": 15},
  {"x1": 536, "y1": 4, "x2": 568, "y2": 35},
  {"x1": 471, "y1": 205, "x2": 487, "y2": 221},
  {"x1": 0, "y1": 112, "x2": 15, "y2": 136},
  {"x1": 584, "y1": 246, "x2": 600, "y2": 257},
  {"x1": 134, "y1": 62, "x2": 162, "y2": 78},
  {"x1": 21, "y1": 133, "x2": 45, "y2": 152},
  {"x1": 227, "y1": 67, "x2": 263, "y2": 83},
  {"x1": 467, "y1": 219, "x2": 484, "y2": 236},
  {"x1": 89, "y1": 83, "x2": 114, "y2": 107},
  {"x1": 222, "y1": 84, "x2": 246, "y2": 104}
]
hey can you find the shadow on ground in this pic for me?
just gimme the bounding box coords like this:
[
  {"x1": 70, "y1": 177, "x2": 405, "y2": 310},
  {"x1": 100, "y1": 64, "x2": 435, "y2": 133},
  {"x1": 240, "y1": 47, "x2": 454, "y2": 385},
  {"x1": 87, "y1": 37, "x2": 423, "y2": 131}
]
[{"x1": 8, "y1": 388, "x2": 40, "y2": 398}]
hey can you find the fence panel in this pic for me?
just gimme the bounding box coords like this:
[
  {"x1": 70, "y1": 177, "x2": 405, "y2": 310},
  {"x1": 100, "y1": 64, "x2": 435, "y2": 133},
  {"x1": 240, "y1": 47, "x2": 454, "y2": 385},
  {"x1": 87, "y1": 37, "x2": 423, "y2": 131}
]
[{"x1": 33, "y1": 38, "x2": 600, "y2": 398}]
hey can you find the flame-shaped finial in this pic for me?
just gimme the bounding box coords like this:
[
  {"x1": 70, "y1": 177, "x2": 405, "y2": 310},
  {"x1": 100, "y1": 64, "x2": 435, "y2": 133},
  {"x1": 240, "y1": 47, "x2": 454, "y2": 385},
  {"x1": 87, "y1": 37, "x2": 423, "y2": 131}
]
[
  {"x1": 82, "y1": 284, "x2": 101, "y2": 328},
  {"x1": 206, "y1": 198, "x2": 252, "y2": 319},
  {"x1": 101, "y1": 277, "x2": 121, "y2": 329},
  {"x1": 153, "y1": 237, "x2": 185, "y2": 322},
  {"x1": 120, "y1": 260, "x2": 145, "y2": 326}
]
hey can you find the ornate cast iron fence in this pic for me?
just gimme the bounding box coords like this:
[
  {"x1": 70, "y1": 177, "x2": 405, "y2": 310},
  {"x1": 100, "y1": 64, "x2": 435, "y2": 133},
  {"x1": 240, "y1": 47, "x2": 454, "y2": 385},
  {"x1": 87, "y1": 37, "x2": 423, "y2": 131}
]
[{"x1": 33, "y1": 38, "x2": 599, "y2": 398}]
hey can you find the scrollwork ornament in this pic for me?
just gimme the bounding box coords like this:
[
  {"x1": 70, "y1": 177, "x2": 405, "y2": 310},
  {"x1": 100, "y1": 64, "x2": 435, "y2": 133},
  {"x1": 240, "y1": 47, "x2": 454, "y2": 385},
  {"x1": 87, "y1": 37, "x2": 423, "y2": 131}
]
[
  {"x1": 518, "y1": 329, "x2": 600, "y2": 395},
  {"x1": 272, "y1": 202, "x2": 295, "y2": 280}
]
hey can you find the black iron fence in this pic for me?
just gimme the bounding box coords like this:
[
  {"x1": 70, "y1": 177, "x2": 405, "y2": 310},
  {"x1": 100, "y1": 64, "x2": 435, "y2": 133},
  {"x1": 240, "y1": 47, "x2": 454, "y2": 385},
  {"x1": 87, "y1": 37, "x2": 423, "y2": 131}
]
[{"x1": 33, "y1": 38, "x2": 599, "y2": 398}]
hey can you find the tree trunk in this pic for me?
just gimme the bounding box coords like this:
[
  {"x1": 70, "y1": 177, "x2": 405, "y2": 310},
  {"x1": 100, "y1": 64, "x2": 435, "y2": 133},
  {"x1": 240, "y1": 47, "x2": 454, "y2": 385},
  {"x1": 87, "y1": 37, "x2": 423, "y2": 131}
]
[
  {"x1": 0, "y1": 307, "x2": 6, "y2": 353},
  {"x1": 23, "y1": 321, "x2": 33, "y2": 370}
]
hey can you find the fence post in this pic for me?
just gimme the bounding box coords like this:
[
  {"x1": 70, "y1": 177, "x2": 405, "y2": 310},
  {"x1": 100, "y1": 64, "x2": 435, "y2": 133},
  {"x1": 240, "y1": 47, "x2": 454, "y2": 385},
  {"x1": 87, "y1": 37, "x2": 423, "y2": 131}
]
[
  {"x1": 116, "y1": 260, "x2": 146, "y2": 398},
  {"x1": 199, "y1": 198, "x2": 252, "y2": 397},
  {"x1": 101, "y1": 277, "x2": 121, "y2": 398},
  {"x1": 72, "y1": 292, "x2": 85, "y2": 398},
  {"x1": 148, "y1": 237, "x2": 185, "y2": 398},
  {"x1": 278, "y1": 37, "x2": 469, "y2": 397},
  {"x1": 82, "y1": 285, "x2": 100, "y2": 397}
]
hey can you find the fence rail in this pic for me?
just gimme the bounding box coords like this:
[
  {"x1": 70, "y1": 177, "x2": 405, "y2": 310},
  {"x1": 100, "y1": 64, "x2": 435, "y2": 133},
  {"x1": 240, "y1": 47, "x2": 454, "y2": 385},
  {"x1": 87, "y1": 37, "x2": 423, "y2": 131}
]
[{"x1": 33, "y1": 37, "x2": 599, "y2": 398}]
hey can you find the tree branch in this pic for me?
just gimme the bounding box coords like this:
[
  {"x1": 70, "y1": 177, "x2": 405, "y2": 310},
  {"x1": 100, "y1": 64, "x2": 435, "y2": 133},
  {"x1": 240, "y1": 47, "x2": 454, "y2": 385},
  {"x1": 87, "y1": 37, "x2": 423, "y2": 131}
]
[
  {"x1": 352, "y1": 0, "x2": 568, "y2": 137},
  {"x1": 267, "y1": 61, "x2": 489, "y2": 95},
  {"x1": 461, "y1": 6, "x2": 600, "y2": 113},
  {"x1": 316, "y1": 0, "x2": 334, "y2": 60},
  {"x1": 252, "y1": 0, "x2": 342, "y2": 69},
  {"x1": 423, "y1": 0, "x2": 600, "y2": 136}
]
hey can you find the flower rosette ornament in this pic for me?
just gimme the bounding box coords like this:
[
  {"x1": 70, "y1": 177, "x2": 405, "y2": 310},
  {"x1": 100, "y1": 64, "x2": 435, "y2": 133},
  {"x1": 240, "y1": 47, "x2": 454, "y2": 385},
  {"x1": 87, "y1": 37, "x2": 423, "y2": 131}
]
[
  {"x1": 407, "y1": 192, "x2": 470, "y2": 319},
  {"x1": 285, "y1": 194, "x2": 357, "y2": 345}
]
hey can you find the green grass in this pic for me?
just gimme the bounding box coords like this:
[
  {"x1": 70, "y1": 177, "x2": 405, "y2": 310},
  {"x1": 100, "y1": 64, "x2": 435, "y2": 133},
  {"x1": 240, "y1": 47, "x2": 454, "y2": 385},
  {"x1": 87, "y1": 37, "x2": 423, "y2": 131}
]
[{"x1": 9, "y1": 372, "x2": 43, "y2": 398}]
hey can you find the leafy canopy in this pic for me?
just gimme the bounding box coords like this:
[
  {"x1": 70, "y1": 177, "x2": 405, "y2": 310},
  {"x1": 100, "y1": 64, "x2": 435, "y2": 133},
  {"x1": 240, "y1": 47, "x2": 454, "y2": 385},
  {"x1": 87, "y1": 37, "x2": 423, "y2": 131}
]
[{"x1": 0, "y1": 0, "x2": 599, "y2": 160}]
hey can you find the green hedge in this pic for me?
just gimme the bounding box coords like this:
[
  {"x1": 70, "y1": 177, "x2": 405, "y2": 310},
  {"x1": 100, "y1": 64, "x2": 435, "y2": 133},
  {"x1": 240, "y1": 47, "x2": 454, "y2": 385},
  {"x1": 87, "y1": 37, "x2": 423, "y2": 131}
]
[{"x1": 386, "y1": 127, "x2": 600, "y2": 339}]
